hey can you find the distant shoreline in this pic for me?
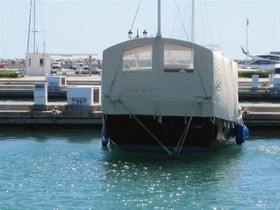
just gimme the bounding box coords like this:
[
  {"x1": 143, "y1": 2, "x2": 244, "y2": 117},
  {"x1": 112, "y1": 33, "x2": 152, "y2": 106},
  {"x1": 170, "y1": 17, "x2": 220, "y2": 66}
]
[{"x1": 0, "y1": 57, "x2": 102, "y2": 70}]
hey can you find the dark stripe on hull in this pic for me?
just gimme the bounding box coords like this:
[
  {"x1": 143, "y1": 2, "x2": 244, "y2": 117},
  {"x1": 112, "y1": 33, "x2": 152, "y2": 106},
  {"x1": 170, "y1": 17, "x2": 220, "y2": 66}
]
[{"x1": 104, "y1": 115, "x2": 236, "y2": 153}]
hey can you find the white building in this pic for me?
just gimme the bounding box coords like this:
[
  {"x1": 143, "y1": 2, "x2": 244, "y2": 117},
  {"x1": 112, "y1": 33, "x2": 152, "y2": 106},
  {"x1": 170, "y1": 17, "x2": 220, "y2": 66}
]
[{"x1": 26, "y1": 53, "x2": 51, "y2": 76}]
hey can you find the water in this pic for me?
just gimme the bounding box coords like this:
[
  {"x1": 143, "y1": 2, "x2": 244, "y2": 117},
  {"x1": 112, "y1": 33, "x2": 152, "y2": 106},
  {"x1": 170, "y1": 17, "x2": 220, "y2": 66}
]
[{"x1": 0, "y1": 127, "x2": 280, "y2": 209}]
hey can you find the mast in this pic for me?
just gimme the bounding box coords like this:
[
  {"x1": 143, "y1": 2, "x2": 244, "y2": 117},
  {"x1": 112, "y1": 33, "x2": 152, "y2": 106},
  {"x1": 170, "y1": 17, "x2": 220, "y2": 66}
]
[
  {"x1": 191, "y1": 0, "x2": 195, "y2": 42},
  {"x1": 246, "y1": 18, "x2": 249, "y2": 61},
  {"x1": 33, "y1": 0, "x2": 36, "y2": 53},
  {"x1": 26, "y1": 0, "x2": 32, "y2": 53},
  {"x1": 26, "y1": 0, "x2": 38, "y2": 53},
  {"x1": 156, "y1": 0, "x2": 162, "y2": 37}
]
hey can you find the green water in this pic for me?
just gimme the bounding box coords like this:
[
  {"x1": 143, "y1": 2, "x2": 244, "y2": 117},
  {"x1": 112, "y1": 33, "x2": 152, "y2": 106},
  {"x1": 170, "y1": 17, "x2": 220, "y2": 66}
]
[{"x1": 0, "y1": 127, "x2": 280, "y2": 209}]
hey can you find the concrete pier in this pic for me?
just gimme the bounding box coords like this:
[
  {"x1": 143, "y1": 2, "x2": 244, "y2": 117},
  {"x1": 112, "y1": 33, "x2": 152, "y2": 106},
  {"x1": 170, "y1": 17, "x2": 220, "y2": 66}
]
[
  {"x1": 0, "y1": 101, "x2": 102, "y2": 125},
  {"x1": 0, "y1": 76, "x2": 101, "y2": 98},
  {"x1": 241, "y1": 103, "x2": 280, "y2": 127},
  {"x1": 239, "y1": 78, "x2": 280, "y2": 100},
  {"x1": 1, "y1": 76, "x2": 280, "y2": 127},
  {"x1": 0, "y1": 76, "x2": 103, "y2": 126}
]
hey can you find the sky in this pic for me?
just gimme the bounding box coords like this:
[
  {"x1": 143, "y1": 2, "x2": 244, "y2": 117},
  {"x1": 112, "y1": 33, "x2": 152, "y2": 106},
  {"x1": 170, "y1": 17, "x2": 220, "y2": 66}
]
[{"x1": 1, "y1": 0, "x2": 280, "y2": 60}]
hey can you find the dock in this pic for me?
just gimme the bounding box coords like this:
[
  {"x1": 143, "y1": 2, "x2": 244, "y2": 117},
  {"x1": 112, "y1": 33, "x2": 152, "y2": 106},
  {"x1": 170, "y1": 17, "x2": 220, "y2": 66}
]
[
  {"x1": 241, "y1": 103, "x2": 280, "y2": 127},
  {"x1": 0, "y1": 76, "x2": 101, "y2": 98},
  {"x1": 239, "y1": 78, "x2": 280, "y2": 100},
  {"x1": 0, "y1": 76, "x2": 280, "y2": 127},
  {"x1": 0, "y1": 101, "x2": 102, "y2": 126}
]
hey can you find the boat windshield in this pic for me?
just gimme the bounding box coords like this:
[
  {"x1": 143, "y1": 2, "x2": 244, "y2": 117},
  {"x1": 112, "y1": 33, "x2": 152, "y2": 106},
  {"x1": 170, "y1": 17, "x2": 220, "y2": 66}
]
[
  {"x1": 122, "y1": 45, "x2": 152, "y2": 71},
  {"x1": 164, "y1": 44, "x2": 194, "y2": 73}
]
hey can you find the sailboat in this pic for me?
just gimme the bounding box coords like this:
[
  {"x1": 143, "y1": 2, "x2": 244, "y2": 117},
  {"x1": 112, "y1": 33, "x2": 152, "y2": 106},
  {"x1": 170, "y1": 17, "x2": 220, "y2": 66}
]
[{"x1": 101, "y1": 0, "x2": 249, "y2": 157}]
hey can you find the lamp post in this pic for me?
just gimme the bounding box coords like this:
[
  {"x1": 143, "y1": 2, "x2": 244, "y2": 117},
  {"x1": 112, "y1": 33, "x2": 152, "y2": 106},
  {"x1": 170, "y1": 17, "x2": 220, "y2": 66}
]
[
  {"x1": 143, "y1": 30, "x2": 147, "y2": 38},
  {"x1": 128, "y1": 30, "x2": 133, "y2": 40}
]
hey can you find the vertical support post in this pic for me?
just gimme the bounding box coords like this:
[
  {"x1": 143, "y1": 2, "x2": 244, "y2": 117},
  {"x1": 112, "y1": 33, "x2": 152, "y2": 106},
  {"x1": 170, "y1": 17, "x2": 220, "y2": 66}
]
[
  {"x1": 156, "y1": 0, "x2": 162, "y2": 38},
  {"x1": 191, "y1": 0, "x2": 195, "y2": 42},
  {"x1": 252, "y1": 74, "x2": 259, "y2": 89},
  {"x1": 33, "y1": 0, "x2": 36, "y2": 53},
  {"x1": 89, "y1": 55, "x2": 92, "y2": 76},
  {"x1": 246, "y1": 18, "x2": 249, "y2": 62}
]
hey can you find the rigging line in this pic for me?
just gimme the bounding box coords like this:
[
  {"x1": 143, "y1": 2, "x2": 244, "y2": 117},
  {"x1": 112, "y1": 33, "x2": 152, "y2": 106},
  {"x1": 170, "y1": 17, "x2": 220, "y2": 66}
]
[
  {"x1": 33, "y1": 0, "x2": 36, "y2": 53},
  {"x1": 193, "y1": 57, "x2": 208, "y2": 98},
  {"x1": 130, "y1": 0, "x2": 143, "y2": 31},
  {"x1": 107, "y1": 1, "x2": 142, "y2": 98},
  {"x1": 27, "y1": 0, "x2": 32, "y2": 53},
  {"x1": 170, "y1": 0, "x2": 181, "y2": 37},
  {"x1": 107, "y1": 62, "x2": 121, "y2": 97},
  {"x1": 107, "y1": 48, "x2": 125, "y2": 98},
  {"x1": 202, "y1": 0, "x2": 213, "y2": 45},
  {"x1": 174, "y1": 0, "x2": 189, "y2": 41},
  {"x1": 38, "y1": 0, "x2": 45, "y2": 45},
  {"x1": 118, "y1": 100, "x2": 174, "y2": 157},
  {"x1": 181, "y1": 49, "x2": 208, "y2": 99},
  {"x1": 174, "y1": 98, "x2": 201, "y2": 157},
  {"x1": 198, "y1": 0, "x2": 206, "y2": 44}
]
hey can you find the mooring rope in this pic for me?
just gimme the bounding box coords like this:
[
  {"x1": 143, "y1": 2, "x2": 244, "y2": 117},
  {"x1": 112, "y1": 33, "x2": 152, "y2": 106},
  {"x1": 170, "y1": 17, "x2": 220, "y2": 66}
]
[
  {"x1": 117, "y1": 99, "x2": 174, "y2": 157},
  {"x1": 173, "y1": 98, "x2": 202, "y2": 157}
]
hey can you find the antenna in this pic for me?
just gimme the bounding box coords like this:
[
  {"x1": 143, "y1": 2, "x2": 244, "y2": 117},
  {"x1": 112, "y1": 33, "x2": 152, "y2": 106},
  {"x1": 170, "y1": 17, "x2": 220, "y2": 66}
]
[{"x1": 156, "y1": 0, "x2": 162, "y2": 37}]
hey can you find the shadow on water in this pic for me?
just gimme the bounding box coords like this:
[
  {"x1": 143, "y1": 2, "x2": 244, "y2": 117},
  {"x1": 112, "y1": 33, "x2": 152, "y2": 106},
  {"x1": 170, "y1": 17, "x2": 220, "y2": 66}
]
[
  {"x1": 0, "y1": 125, "x2": 102, "y2": 143},
  {"x1": 247, "y1": 127, "x2": 280, "y2": 140},
  {"x1": 101, "y1": 143, "x2": 244, "y2": 165}
]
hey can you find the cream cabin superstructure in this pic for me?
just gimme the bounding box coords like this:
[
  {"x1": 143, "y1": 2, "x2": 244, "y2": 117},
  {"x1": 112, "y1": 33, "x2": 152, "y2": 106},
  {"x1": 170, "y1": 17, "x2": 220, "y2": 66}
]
[{"x1": 102, "y1": 37, "x2": 239, "y2": 121}]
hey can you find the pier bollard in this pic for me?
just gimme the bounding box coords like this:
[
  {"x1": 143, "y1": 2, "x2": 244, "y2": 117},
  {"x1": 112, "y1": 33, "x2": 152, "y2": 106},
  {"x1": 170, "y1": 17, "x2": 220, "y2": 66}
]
[
  {"x1": 34, "y1": 82, "x2": 48, "y2": 105},
  {"x1": 268, "y1": 74, "x2": 273, "y2": 88},
  {"x1": 272, "y1": 75, "x2": 280, "y2": 89},
  {"x1": 252, "y1": 74, "x2": 259, "y2": 89}
]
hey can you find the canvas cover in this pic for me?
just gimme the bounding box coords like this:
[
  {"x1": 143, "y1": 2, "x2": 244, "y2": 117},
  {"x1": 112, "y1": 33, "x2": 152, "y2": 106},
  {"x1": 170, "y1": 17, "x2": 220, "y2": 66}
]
[{"x1": 102, "y1": 37, "x2": 239, "y2": 122}]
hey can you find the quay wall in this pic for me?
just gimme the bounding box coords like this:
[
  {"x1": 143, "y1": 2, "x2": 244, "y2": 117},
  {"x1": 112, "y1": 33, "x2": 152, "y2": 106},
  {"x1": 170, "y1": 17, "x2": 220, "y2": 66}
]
[
  {"x1": 0, "y1": 102, "x2": 102, "y2": 126},
  {"x1": 0, "y1": 101, "x2": 279, "y2": 128},
  {"x1": 1, "y1": 77, "x2": 280, "y2": 127}
]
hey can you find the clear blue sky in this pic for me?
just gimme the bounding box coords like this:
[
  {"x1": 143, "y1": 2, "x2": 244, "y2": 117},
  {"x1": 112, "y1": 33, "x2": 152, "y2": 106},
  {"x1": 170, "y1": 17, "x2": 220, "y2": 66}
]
[{"x1": 1, "y1": 0, "x2": 280, "y2": 60}]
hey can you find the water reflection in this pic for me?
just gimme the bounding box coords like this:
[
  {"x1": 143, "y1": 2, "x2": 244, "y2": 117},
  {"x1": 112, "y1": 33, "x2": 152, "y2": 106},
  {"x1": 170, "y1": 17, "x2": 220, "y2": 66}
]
[
  {"x1": 0, "y1": 126, "x2": 101, "y2": 143},
  {"x1": 100, "y1": 143, "x2": 246, "y2": 209},
  {"x1": 1, "y1": 127, "x2": 280, "y2": 209}
]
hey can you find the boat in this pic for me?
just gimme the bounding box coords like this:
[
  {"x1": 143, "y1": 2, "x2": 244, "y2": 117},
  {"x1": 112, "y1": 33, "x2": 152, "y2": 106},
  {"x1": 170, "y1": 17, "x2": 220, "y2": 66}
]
[
  {"x1": 101, "y1": 0, "x2": 249, "y2": 157},
  {"x1": 239, "y1": 48, "x2": 280, "y2": 71}
]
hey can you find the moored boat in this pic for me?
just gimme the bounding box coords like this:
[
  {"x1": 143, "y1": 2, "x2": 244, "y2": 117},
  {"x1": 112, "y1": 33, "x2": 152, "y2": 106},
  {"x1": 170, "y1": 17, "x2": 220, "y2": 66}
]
[
  {"x1": 101, "y1": 0, "x2": 249, "y2": 157},
  {"x1": 239, "y1": 49, "x2": 280, "y2": 71}
]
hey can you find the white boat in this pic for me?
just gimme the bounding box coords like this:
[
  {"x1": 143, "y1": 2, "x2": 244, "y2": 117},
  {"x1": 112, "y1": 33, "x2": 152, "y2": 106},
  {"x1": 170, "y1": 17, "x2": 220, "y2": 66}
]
[
  {"x1": 101, "y1": 0, "x2": 249, "y2": 156},
  {"x1": 239, "y1": 49, "x2": 280, "y2": 71}
]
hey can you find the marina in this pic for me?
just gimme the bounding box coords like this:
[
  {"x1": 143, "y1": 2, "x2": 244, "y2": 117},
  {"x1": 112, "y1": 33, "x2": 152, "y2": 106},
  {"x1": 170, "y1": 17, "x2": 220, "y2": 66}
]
[
  {"x1": 2, "y1": 0, "x2": 280, "y2": 209},
  {"x1": 0, "y1": 76, "x2": 280, "y2": 128}
]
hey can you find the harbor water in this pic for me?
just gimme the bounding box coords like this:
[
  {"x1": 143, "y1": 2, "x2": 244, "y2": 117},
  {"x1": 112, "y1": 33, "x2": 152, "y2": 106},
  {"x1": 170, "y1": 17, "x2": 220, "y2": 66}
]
[{"x1": 1, "y1": 127, "x2": 280, "y2": 209}]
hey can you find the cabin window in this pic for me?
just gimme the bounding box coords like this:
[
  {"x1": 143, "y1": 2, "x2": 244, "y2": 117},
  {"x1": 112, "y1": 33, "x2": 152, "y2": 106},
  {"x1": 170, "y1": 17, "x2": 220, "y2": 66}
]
[
  {"x1": 123, "y1": 45, "x2": 152, "y2": 71},
  {"x1": 28, "y1": 58, "x2": 31, "y2": 67},
  {"x1": 164, "y1": 44, "x2": 194, "y2": 73},
  {"x1": 252, "y1": 60, "x2": 276, "y2": 65}
]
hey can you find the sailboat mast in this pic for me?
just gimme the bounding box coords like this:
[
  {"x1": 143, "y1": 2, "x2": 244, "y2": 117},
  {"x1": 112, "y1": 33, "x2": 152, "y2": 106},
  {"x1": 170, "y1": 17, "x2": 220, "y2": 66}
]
[
  {"x1": 191, "y1": 0, "x2": 195, "y2": 42},
  {"x1": 33, "y1": 0, "x2": 36, "y2": 53},
  {"x1": 246, "y1": 18, "x2": 249, "y2": 61},
  {"x1": 26, "y1": 0, "x2": 32, "y2": 53},
  {"x1": 156, "y1": 0, "x2": 162, "y2": 37}
]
